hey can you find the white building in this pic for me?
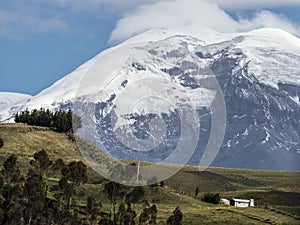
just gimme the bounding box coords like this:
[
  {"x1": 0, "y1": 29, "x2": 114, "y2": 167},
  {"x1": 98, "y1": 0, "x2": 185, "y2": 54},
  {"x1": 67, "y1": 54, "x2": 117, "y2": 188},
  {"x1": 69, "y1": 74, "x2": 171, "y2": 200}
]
[
  {"x1": 230, "y1": 198, "x2": 254, "y2": 207},
  {"x1": 220, "y1": 198, "x2": 230, "y2": 205}
]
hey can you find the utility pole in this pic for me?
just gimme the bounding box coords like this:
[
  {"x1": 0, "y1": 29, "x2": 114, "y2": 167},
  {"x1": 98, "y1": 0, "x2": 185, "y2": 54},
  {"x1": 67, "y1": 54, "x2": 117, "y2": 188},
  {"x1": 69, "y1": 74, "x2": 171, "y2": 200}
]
[{"x1": 136, "y1": 161, "x2": 140, "y2": 182}]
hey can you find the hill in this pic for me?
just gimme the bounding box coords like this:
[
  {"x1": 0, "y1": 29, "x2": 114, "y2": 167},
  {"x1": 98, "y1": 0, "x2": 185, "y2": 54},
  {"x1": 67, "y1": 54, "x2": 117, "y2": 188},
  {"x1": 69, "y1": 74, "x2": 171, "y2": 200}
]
[
  {"x1": 0, "y1": 123, "x2": 299, "y2": 224},
  {"x1": 0, "y1": 123, "x2": 82, "y2": 163}
]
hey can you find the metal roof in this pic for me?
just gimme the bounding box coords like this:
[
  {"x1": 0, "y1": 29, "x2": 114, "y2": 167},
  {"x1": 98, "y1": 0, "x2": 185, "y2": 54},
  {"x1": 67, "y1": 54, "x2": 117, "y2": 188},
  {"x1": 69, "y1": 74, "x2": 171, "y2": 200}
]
[{"x1": 231, "y1": 198, "x2": 251, "y2": 203}]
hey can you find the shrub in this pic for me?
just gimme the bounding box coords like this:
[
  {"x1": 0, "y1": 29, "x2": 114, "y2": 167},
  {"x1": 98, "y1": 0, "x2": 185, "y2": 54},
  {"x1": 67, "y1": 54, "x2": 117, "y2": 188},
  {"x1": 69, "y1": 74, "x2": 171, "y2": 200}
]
[{"x1": 202, "y1": 193, "x2": 220, "y2": 204}]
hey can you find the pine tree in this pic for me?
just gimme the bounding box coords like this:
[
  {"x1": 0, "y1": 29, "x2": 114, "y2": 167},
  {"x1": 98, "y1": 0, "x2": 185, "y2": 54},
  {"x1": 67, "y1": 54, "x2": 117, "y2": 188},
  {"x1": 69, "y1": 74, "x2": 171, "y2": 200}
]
[{"x1": 14, "y1": 113, "x2": 20, "y2": 122}]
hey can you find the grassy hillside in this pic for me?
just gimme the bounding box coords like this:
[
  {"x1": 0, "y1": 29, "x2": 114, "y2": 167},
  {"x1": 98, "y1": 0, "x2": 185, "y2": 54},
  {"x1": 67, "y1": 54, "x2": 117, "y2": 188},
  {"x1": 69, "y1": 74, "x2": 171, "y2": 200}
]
[
  {"x1": 0, "y1": 123, "x2": 82, "y2": 162},
  {"x1": 0, "y1": 123, "x2": 299, "y2": 224}
]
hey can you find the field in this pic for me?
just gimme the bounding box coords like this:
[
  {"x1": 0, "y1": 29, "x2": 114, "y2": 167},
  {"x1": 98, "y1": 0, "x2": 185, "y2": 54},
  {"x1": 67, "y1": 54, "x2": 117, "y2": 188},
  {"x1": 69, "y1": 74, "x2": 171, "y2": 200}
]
[{"x1": 0, "y1": 123, "x2": 299, "y2": 224}]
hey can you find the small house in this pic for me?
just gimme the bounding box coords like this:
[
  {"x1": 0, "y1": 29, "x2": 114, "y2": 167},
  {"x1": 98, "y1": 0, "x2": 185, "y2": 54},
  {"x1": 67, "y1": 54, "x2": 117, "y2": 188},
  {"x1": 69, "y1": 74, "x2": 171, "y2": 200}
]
[
  {"x1": 220, "y1": 198, "x2": 230, "y2": 205},
  {"x1": 230, "y1": 198, "x2": 254, "y2": 207}
]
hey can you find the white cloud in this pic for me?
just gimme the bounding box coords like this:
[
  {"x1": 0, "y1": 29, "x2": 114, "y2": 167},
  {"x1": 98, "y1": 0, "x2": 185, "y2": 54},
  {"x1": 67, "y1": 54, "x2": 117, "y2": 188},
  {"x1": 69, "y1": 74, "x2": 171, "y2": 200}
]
[
  {"x1": 0, "y1": 0, "x2": 71, "y2": 40},
  {"x1": 110, "y1": 0, "x2": 300, "y2": 43},
  {"x1": 238, "y1": 11, "x2": 300, "y2": 35},
  {"x1": 39, "y1": 0, "x2": 300, "y2": 11},
  {"x1": 110, "y1": 0, "x2": 237, "y2": 42},
  {"x1": 0, "y1": 0, "x2": 154, "y2": 40},
  {"x1": 0, "y1": 9, "x2": 69, "y2": 40},
  {"x1": 1, "y1": 0, "x2": 300, "y2": 41},
  {"x1": 39, "y1": 0, "x2": 158, "y2": 13},
  {"x1": 212, "y1": 0, "x2": 300, "y2": 10}
]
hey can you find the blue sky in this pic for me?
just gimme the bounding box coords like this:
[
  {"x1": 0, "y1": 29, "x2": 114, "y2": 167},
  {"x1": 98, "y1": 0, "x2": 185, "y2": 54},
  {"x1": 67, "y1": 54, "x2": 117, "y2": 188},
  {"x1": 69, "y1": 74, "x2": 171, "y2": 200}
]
[{"x1": 1, "y1": 0, "x2": 300, "y2": 96}]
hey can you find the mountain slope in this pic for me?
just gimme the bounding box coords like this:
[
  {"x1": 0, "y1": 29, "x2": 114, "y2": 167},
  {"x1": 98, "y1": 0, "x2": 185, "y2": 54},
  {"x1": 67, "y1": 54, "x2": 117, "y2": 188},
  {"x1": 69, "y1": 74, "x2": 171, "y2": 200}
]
[
  {"x1": 0, "y1": 92, "x2": 31, "y2": 110},
  {"x1": 0, "y1": 92, "x2": 32, "y2": 122},
  {"x1": 1, "y1": 28, "x2": 300, "y2": 170}
]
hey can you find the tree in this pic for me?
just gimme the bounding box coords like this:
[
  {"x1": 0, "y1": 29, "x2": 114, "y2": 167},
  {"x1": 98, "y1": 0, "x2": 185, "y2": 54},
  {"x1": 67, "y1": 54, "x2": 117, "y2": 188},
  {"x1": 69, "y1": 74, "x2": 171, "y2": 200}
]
[
  {"x1": 139, "y1": 204, "x2": 157, "y2": 225},
  {"x1": 30, "y1": 150, "x2": 53, "y2": 198},
  {"x1": 104, "y1": 181, "x2": 126, "y2": 222},
  {"x1": 53, "y1": 110, "x2": 76, "y2": 132},
  {"x1": 15, "y1": 108, "x2": 82, "y2": 133},
  {"x1": 124, "y1": 202, "x2": 136, "y2": 225},
  {"x1": 195, "y1": 187, "x2": 199, "y2": 197},
  {"x1": 126, "y1": 186, "x2": 145, "y2": 204},
  {"x1": 117, "y1": 202, "x2": 126, "y2": 225},
  {"x1": 159, "y1": 181, "x2": 164, "y2": 188},
  {"x1": 52, "y1": 158, "x2": 65, "y2": 171},
  {"x1": 167, "y1": 207, "x2": 183, "y2": 225},
  {"x1": 14, "y1": 113, "x2": 20, "y2": 123},
  {"x1": 1, "y1": 155, "x2": 22, "y2": 185},
  {"x1": 0, "y1": 155, "x2": 24, "y2": 225},
  {"x1": 98, "y1": 215, "x2": 114, "y2": 225},
  {"x1": 0, "y1": 184, "x2": 23, "y2": 225},
  {"x1": 59, "y1": 161, "x2": 88, "y2": 211},
  {"x1": 23, "y1": 169, "x2": 47, "y2": 224},
  {"x1": 86, "y1": 196, "x2": 101, "y2": 225},
  {"x1": 0, "y1": 137, "x2": 3, "y2": 148}
]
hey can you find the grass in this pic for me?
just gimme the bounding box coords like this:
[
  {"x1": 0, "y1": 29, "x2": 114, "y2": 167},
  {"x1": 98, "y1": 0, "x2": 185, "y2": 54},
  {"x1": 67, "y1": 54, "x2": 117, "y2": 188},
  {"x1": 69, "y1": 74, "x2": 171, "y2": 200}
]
[
  {"x1": 0, "y1": 123, "x2": 82, "y2": 162},
  {"x1": 0, "y1": 123, "x2": 300, "y2": 224}
]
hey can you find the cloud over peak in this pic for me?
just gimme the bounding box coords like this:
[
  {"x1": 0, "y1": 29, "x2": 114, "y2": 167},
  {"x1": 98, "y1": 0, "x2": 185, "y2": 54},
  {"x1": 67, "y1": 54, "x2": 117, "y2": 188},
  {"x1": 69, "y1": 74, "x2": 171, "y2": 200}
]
[
  {"x1": 0, "y1": 0, "x2": 299, "y2": 41},
  {"x1": 110, "y1": 0, "x2": 300, "y2": 43}
]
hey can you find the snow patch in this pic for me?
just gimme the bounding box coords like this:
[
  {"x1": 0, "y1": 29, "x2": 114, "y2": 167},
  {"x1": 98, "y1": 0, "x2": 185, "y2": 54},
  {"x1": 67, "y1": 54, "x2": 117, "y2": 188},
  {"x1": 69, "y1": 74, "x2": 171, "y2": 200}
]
[{"x1": 290, "y1": 95, "x2": 300, "y2": 106}]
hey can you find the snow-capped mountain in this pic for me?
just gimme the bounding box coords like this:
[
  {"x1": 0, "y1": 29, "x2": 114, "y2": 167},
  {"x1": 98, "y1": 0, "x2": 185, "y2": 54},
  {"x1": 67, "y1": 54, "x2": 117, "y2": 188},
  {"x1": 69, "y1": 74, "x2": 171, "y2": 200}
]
[
  {"x1": 0, "y1": 92, "x2": 31, "y2": 110},
  {"x1": 0, "y1": 92, "x2": 32, "y2": 122},
  {"x1": 1, "y1": 28, "x2": 299, "y2": 170}
]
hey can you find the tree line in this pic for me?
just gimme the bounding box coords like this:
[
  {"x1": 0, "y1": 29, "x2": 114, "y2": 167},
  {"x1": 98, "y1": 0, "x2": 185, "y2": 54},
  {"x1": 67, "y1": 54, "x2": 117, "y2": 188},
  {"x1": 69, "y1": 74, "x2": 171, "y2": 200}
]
[
  {"x1": 15, "y1": 108, "x2": 81, "y2": 133},
  {"x1": 0, "y1": 150, "x2": 183, "y2": 225}
]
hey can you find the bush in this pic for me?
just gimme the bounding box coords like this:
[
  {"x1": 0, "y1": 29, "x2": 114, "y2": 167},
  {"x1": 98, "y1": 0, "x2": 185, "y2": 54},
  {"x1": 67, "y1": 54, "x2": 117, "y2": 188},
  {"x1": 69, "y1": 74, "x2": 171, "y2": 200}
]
[{"x1": 202, "y1": 193, "x2": 220, "y2": 204}]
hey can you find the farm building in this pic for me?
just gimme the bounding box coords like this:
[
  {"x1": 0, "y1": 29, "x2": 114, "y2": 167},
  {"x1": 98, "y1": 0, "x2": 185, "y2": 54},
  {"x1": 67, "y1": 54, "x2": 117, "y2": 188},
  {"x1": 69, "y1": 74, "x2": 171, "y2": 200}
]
[
  {"x1": 220, "y1": 198, "x2": 230, "y2": 205},
  {"x1": 230, "y1": 198, "x2": 254, "y2": 207}
]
